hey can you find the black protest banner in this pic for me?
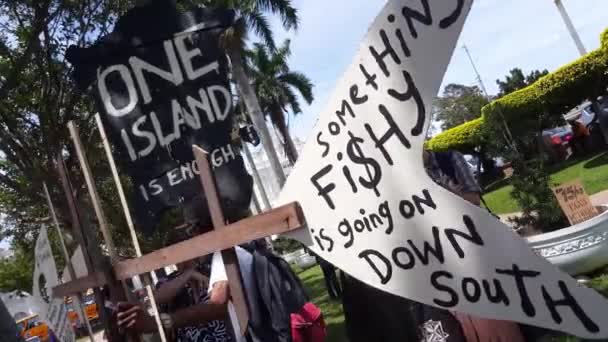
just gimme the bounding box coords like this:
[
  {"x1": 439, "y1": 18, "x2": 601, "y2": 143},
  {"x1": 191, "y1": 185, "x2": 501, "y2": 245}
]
[{"x1": 67, "y1": 1, "x2": 252, "y2": 233}]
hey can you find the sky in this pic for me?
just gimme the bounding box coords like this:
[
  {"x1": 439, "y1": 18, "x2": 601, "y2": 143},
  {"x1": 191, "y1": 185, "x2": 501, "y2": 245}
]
[{"x1": 268, "y1": 0, "x2": 608, "y2": 142}]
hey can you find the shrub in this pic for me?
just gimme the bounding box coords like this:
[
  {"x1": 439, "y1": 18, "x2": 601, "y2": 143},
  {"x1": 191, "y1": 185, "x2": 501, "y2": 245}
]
[
  {"x1": 507, "y1": 157, "x2": 567, "y2": 232},
  {"x1": 483, "y1": 28, "x2": 608, "y2": 129},
  {"x1": 426, "y1": 117, "x2": 485, "y2": 152},
  {"x1": 431, "y1": 28, "x2": 608, "y2": 155}
]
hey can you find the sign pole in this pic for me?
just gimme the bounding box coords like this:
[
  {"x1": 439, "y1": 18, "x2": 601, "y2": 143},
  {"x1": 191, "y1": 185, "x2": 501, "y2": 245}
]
[
  {"x1": 94, "y1": 114, "x2": 167, "y2": 342},
  {"x1": 55, "y1": 156, "x2": 116, "y2": 340},
  {"x1": 43, "y1": 182, "x2": 95, "y2": 342},
  {"x1": 67, "y1": 122, "x2": 118, "y2": 261},
  {"x1": 68, "y1": 123, "x2": 137, "y2": 302}
]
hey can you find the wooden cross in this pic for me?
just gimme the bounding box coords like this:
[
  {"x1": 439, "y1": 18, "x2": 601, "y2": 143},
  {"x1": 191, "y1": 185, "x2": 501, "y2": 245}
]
[{"x1": 52, "y1": 145, "x2": 306, "y2": 338}]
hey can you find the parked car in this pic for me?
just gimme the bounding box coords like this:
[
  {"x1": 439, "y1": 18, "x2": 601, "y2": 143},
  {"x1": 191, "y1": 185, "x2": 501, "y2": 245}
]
[
  {"x1": 539, "y1": 125, "x2": 572, "y2": 161},
  {"x1": 543, "y1": 126, "x2": 573, "y2": 146}
]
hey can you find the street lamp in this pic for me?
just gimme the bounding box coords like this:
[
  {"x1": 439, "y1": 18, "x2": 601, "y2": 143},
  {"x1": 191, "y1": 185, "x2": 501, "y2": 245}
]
[{"x1": 553, "y1": 0, "x2": 587, "y2": 56}]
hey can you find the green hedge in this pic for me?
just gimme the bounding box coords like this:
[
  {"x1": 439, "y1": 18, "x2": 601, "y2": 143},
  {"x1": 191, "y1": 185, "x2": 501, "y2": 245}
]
[
  {"x1": 483, "y1": 28, "x2": 608, "y2": 127},
  {"x1": 426, "y1": 117, "x2": 484, "y2": 152},
  {"x1": 429, "y1": 28, "x2": 608, "y2": 152}
]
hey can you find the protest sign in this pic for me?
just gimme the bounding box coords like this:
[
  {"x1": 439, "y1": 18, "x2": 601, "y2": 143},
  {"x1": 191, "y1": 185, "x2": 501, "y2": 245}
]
[
  {"x1": 553, "y1": 180, "x2": 598, "y2": 225},
  {"x1": 67, "y1": 1, "x2": 252, "y2": 233},
  {"x1": 279, "y1": 0, "x2": 608, "y2": 338},
  {"x1": 33, "y1": 227, "x2": 75, "y2": 342}
]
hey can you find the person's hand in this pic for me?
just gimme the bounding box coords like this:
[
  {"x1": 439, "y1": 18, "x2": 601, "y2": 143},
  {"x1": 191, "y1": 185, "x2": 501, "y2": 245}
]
[
  {"x1": 209, "y1": 280, "x2": 230, "y2": 305},
  {"x1": 117, "y1": 302, "x2": 156, "y2": 334}
]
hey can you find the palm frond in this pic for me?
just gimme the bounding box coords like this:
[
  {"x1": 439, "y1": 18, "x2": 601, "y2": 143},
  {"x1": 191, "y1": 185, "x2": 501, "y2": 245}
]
[
  {"x1": 253, "y1": 0, "x2": 299, "y2": 31},
  {"x1": 270, "y1": 39, "x2": 291, "y2": 73},
  {"x1": 279, "y1": 71, "x2": 313, "y2": 104},
  {"x1": 282, "y1": 85, "x2": 302, "y2": 114},
  {"x1": 243, "y1": 10, "x2": 276, "y2": 51}
]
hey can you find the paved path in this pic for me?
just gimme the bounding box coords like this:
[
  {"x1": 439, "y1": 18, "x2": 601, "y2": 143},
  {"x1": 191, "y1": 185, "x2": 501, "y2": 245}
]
[{"x1": 498, "y1": 189, "x2": 608, "y2": 224}]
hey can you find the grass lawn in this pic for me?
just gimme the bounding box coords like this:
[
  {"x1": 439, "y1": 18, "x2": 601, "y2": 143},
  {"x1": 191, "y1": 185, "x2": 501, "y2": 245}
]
[
  {"x1": 297, "y1": 265, "x2": 348, "y2": 342},
  {"x1": 483, "y1": 152, "x2": 608, "y2": 214},
  {"x1": 296, "y1": 264, "x2": 608, "y2": 342}
]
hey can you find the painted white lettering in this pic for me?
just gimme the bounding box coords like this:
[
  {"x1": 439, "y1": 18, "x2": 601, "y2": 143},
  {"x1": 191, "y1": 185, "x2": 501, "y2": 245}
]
[
  {"x1": 221, "y1": 144, "x2": 236, "y2": 161},
  {"x1": 131, "y1": 115, "x2": 157, "y2": 158},
  {"x1": 211, "y1": 149, "x2": 222, "y2": 167},
  {"x1": 129, "y1": 40, "x2": 184, "y2": 104},
  {"x1": 192, "y1": 159, "x2": 200, "y2": 175},
  {"x1": 180, "y1": 163, "x2": 194, "y2": 180},
  {"x1": 149, "y1": 179, "x2": 163, "y2": 196},
  {"x1": 98, "y1": 64, "x2": 138, "y2": 117},
  {"x1": 121, "y1": 128, "x2": 138, "y2": 161},
  {"x1": 187, "y1": 88, "x2": 214, "y2": 124},
  {"x1": 171, "y1": 100, "x2": 186, "y2": 141},
  {"x1": 139, "y1": 184, "x2": 150, "y2": 202},
  {"x1": 207, "y1": 85, "x2": 231, "y2": 121},
  {"x1": 167, "y1": 168, "x2": 182, "y2": 186},
  {"x1": 173, "y1": 34, "x2": 219, "y2": 80},
  {"x1": 150, "y1": 111, "x2": 176, "y2": 147}
]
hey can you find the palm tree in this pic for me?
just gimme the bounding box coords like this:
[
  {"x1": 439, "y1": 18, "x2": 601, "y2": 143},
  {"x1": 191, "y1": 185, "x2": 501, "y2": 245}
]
[
  {"x1": 245, "y1": 40, "x2": 313, "y2": 165},
  {"x1": 199, "y1": 0, "x2": 300, "y2": 187}
]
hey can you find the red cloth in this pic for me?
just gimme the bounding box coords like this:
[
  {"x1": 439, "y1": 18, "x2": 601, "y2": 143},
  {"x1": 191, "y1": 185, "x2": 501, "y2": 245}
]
[{"x1": 291, "y1": 302, "x2": 326, "y2": 342}]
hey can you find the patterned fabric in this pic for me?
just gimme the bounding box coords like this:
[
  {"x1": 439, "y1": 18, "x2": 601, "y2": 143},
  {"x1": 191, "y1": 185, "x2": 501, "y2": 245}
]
[
  {"x1": 419, "y1": 319, "x2": 450, "y2": 342},
  {"x1": 425, "y1": 151, "x2": 481, "y2": 194},
  {"x1": 157, "y1": 270, "x2": 232, "y2": 342},
  {"x1": 176, "y1": 319, "x2": 231, "y2": 342}
]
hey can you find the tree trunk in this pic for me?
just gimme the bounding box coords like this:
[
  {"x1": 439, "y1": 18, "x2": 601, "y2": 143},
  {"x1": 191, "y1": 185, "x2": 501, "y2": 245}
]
[
  {"x1": 242, "y1": 143, "x2": 272, "y2": 210},
  {"x1": 229, "y1": 48, "x2": 286, "y2": 187},
  {"x1": 272, "y1": 107, "x2": 299, "y2": 165}
]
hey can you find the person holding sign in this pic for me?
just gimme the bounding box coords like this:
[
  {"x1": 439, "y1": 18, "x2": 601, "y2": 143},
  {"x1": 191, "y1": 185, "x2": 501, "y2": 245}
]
[{"x1": 116, "y1": 221, "x2": 253, "y2": 342}]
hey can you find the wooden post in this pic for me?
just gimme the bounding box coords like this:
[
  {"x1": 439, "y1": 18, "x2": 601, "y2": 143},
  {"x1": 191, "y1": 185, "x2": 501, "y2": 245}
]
[
  {"x1": 68, "y1": 123, "x2": 137, "y2": 304},
  {"x1": 94, "y1": 114, "x2": 148, "y2": 270},
  {"x1": 193, "y1": 145, "x2": 249, "y2": 335},
  {"x1": 68, "y1": 122, "x2": 118, "y2": 261},
  {"x1": 93, "y1": 115, "x2": 167, "y2": 342},
  {"x1": 43, "y1": 183, "x2": 95, "y2": 342},
  {"x1": 55, "y1": 155, "x2": 115, "y2": 339}
]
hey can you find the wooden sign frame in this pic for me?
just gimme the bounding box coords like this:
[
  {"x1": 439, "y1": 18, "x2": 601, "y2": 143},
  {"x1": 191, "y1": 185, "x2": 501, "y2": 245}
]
[{"x1": 52, "y1": 144, "x2": 306, "y2": 339}]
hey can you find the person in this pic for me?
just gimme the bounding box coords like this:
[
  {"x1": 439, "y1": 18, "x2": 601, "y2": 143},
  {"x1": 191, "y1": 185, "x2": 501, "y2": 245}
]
[
  {"x1": 340, "y1": 149, "x2": 526, "y2": 342},
  {"x1": 424, "y1": 149, "x2": 526, "y2": 341},
  {"x1": 569, "y1": 119, "x2": 590, "y2": 154},
  {"x1": 314, "y1": 255, "x2": 341, "y2": 300},
  {"x1": 422, "y1": 150, "x2": 481, "y2": 205},
  {"x1": 116, "y1": 222, "x2": 256, "y2": 342}
]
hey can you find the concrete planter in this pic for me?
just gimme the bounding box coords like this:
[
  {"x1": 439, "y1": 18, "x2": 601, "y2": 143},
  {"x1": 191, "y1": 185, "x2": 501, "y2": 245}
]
[{"x1": 526, "y1": 206, "x2": 608, "y2": 275}]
